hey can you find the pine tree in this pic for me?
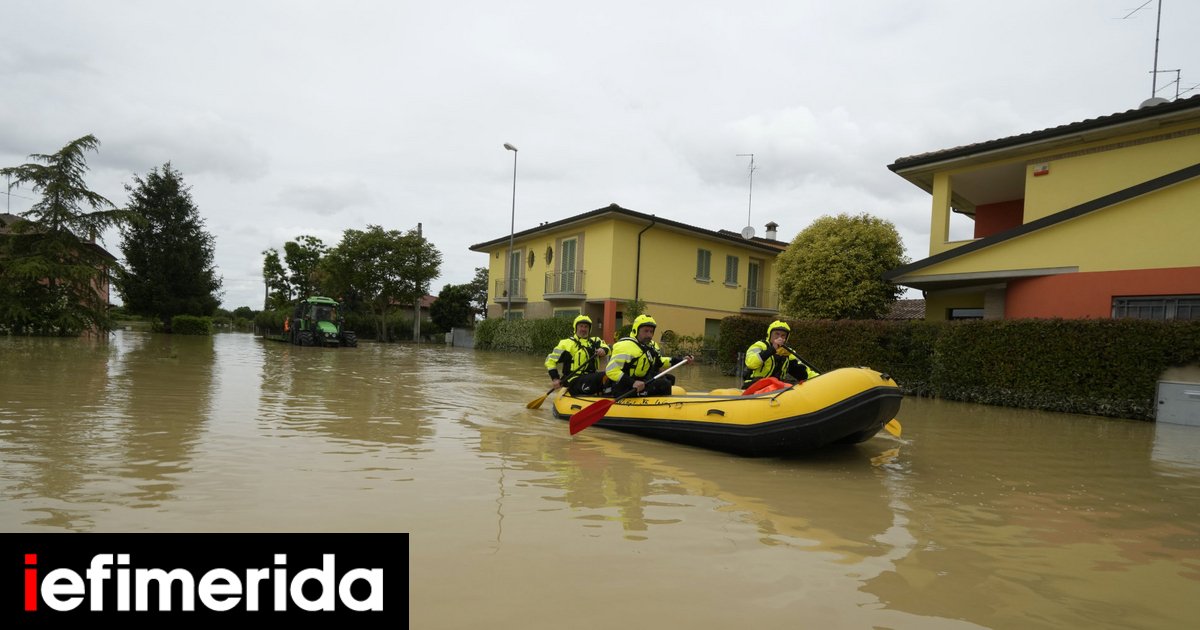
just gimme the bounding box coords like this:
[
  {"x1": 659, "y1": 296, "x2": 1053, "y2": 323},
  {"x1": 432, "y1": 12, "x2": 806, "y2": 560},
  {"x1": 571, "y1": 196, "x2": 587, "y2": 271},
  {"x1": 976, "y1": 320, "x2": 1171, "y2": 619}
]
[
  {"x1": 117, "y1": 163, "x2": 222, "y2": 330},
  {"x1": 0, "y1": 135, "x2": 130, "y2": 335}
]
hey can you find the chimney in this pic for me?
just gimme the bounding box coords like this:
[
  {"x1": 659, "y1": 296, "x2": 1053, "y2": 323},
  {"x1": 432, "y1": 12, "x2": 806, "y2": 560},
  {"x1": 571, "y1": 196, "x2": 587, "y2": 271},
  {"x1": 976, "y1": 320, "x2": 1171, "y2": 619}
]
[{"x1": 765, "y1": 221, "x2": 778, "y2": 241}]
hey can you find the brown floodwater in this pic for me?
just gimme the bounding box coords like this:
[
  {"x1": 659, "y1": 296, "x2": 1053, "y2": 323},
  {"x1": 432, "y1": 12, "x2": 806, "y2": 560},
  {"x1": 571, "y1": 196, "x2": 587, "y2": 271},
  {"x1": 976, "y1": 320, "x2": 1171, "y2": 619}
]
[{"x1": 1, "y1": 331, "x2": 1198, "y2": 628}]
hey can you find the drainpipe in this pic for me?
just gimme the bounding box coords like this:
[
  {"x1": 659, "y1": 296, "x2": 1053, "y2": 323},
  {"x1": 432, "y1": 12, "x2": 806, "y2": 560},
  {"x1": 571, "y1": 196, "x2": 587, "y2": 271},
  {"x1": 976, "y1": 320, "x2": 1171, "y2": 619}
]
[{"x1": 634, "y1": 217, "x2": 656, "y2": 302}]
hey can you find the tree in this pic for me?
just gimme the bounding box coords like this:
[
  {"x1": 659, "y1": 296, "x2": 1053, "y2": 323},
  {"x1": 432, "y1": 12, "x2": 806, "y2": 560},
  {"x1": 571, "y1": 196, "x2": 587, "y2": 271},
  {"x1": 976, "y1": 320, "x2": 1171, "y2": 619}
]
[
  {"x1": 261, "y1": 235, "x2": 326, "y2": 310},
  {"x1": 116, "y1": 163, "x2": 222, "y2": 330},
  {"x1": 777, "y1": 213, "x2": 909, "y2": 319},
  {"x1": 431, "y1": 283, "x2": 475, "y2": 331},
  {"x1": 321, "y1": 225, "x2": 441, "y2": 342},
  {"x1": 0, "y1": 135, "x2": 131, "y2": 335},
  {"x1": 261, "y1": 248, "x2": 290, "y2": 309},
  {"x1": 468, "y1": 266, "x2": 489, "y2": 320},
  {"x1": 283, "y1": 235, "x2": 327, "y2": 298}
]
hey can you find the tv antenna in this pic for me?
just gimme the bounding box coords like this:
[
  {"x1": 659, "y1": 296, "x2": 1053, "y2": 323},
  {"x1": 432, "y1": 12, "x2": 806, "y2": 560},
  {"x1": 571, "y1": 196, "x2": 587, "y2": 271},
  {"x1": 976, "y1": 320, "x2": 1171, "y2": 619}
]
[
  {"x1": 1118, "y1": 0, "x2": 1170, "y2": 99},
  {"x1": 736, "y1": 153, "x2": 756, "y2": 238}
]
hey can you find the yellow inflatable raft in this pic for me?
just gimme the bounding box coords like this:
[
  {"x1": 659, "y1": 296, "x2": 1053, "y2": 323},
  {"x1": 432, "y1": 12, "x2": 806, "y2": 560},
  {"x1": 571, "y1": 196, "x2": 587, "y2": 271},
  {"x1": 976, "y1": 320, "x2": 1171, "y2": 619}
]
[{"x1": 552, "y1": 366, "x2": 902, "y2": 457}]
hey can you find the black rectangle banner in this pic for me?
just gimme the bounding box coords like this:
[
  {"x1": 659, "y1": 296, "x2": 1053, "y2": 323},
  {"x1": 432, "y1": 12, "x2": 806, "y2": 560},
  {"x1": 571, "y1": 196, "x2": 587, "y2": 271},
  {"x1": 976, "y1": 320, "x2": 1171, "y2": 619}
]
[{"x1": 1, "y1": 533, "x2": 408, "y2": 627}]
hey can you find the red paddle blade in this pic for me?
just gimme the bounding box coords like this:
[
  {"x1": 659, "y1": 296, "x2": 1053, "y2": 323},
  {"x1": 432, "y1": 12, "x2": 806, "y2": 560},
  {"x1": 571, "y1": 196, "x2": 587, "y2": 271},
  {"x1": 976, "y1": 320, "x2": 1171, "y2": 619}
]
[{"x1": 569, "y1": 399, "x2": 615, "y2": 435}]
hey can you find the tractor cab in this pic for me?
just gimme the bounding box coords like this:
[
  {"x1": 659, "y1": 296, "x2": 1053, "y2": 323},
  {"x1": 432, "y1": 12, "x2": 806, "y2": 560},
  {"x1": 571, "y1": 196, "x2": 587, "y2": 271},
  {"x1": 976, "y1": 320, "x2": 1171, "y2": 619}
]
[{"x1": 286, "y1": 296, "x2": 357, "y2": 347}]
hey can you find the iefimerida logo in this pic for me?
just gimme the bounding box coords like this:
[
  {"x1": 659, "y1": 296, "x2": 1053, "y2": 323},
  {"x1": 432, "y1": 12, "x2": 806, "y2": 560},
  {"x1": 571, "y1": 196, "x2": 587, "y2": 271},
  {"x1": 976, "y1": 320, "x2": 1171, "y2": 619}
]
[{"x1": 23, "y1": 553, "x2": 384, "y2": 613}]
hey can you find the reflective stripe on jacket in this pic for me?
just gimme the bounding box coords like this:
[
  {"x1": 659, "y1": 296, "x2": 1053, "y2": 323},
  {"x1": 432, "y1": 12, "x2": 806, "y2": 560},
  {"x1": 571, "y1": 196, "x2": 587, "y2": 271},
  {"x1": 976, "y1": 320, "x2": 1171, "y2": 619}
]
[
  {"x1": 605, "y1": 337, "x2": 670, "y2": 386},
  {"x1": 743, "y1": 340, "x2": 818, "y2": 384},
  {"x1": 545, "y1": 336, "x2": 609, "y2": 382}
]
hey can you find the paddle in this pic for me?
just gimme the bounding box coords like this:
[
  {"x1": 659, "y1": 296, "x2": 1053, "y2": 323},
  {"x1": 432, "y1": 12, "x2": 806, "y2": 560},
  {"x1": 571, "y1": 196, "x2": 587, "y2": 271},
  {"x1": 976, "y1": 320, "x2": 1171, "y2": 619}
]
[
  {"x1": 526, "y1": 347, "x2": 597, "y2": 409},
  {"x1": 781, "y1": 344, "x2": 902, "y2": 438},
  {"x1": 526, "y1": 386, "x2": 560, "y2": 410},
  {"x1": 569, "y1": 358, "x2": 690, "y2": 435}
]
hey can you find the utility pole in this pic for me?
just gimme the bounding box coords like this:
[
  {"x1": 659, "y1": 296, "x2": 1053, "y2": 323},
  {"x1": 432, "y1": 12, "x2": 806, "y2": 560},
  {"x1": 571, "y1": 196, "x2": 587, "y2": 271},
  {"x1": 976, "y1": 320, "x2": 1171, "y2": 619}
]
[{"x1": 413, "y1": 222, "x2": 422, "y2": 343}]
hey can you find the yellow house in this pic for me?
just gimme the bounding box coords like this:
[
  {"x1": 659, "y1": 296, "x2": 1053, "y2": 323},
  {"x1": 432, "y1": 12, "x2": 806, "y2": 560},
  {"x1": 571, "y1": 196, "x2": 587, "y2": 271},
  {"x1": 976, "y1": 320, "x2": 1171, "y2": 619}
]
[
  {"x1": 469, "y1": 204, "x2": 787, "y2": 342},
  {"x1": 885, "y1": 95, "x2": 1200, "y2": 321}
]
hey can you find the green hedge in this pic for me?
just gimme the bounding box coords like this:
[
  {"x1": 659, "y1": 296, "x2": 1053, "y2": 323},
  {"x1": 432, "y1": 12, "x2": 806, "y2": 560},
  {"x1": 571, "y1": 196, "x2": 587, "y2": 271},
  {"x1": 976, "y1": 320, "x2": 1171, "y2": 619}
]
[
  {"x1": 477, "y1": 318, "x2": 721, "y2": 364},
  {"x1": 717, "y1": 316, "x2": 1200, "y2": 420},
  {"x1": 475, "y1": 317, "x2": 571, "y2": 353},
  {"x1": 171, "y1": 315, "x2": 213, "y2": 336},
  {"x1": 931, "y1": 319, "x2": 1200, "y2": 419},
  {"x1": 254, "y1": 308, "x2": 440, "y2": 341}
]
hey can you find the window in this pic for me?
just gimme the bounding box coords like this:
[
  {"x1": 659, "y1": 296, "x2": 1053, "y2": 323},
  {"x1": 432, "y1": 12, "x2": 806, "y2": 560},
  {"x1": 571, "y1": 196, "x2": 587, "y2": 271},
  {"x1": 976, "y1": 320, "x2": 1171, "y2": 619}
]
[
  {"x1": 508, "y1": 249, "x2": 522, "y2": 296},
  {"x1": 949, "y1": 308, "x2": 983, "y2": 320},
  {"x1": 704, "y1": 318, "x2": 722, "y2": 341},
  {"x1": 1112, "y1": 296, "x2": 1200, "y2": 320},
  {"x1": 559, "y1": 238, "x2": 577, "y2": 292},
  {"x1": 696, "y1": 249, "x2": 711, "y2": 281},
  {"x1": 746, "y1": 259, "x2": 762, "y2": 307},
  {"x1": 554, "y1": 309, "x2": 580, "y2": 319},
  {"x1": 725, "y1": 255, "x2": 739, "y2": 285}
]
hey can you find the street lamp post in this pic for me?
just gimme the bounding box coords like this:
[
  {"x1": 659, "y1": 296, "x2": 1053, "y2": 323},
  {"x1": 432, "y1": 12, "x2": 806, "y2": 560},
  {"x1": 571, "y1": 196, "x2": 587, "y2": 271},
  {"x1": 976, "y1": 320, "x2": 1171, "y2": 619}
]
[{"x1": 504, "y1": 143, "x2": 518, "y2": 320}]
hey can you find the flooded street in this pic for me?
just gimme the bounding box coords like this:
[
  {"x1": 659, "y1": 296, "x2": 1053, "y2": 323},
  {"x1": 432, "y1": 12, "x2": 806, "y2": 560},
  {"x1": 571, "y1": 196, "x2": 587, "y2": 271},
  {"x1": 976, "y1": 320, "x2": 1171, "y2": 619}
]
[{"x1": 2, "y1": 331, "x2": 1198, "y2": 628}]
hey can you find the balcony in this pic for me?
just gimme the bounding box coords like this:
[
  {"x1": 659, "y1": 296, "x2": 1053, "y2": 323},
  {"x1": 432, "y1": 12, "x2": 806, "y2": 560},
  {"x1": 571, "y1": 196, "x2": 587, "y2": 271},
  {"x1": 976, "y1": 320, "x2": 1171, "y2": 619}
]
[
  {"x1": 741, "y1": 287, "x2": 779, "y2": 314},
  {"x1": 493, "y1": 278, "x2": 526, "y2": 304},
  {"x1": 544, "y1": 270, "x2": 586, "y2": 300}
]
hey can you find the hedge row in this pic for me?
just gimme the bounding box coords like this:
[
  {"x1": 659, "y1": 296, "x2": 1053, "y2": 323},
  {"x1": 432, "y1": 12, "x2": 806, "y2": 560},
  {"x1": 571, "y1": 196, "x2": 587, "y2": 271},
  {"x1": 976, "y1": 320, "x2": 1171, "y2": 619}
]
[
  {"x1": 170, "y1": 315, "x2": 213, "y2": 336},
  {"x1": 717, "y1": 316, "x2": 1200, "y2": 421},
  {"x1": 253, "y1": 309, "x2": 442, "y2": 341},
  {"x1": 471, "y1": 313, "x2": 1200, "y2": 420},
  {"x1": 474, "y1": 317, "x2": 571, "y2": 354},
  {"x1": 475, "y1": 318, "x2": 721, "y2": 362}
]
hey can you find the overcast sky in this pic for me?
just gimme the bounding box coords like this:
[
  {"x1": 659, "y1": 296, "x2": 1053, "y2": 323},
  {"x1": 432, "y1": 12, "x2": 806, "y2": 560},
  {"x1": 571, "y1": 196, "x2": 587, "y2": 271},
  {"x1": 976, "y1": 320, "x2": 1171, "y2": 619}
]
[{"x1": 3, "y1": 1, "x2": 1197, "y2": 310}]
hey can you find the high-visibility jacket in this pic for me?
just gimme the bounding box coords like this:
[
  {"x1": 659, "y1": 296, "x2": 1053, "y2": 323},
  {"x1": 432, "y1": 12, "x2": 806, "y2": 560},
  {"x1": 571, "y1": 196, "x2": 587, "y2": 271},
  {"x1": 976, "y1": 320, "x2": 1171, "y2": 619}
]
[
  {"x1": 743, "y1": 340, "x2": 818, "y2": 387},
  {"x1": 545, "y1": 335, "x2": 609, "y2": 382},
  {"x1": 605, "y1": 336, "x2": 672, "y2": 388}
]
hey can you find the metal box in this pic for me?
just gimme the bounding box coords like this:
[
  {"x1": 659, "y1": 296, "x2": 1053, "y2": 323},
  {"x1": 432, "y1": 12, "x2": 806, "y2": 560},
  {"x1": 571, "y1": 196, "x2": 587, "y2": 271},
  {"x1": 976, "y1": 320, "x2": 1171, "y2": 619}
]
[{"x1": 1157, "y1": 381, "x2": 1200, "y2": 426}]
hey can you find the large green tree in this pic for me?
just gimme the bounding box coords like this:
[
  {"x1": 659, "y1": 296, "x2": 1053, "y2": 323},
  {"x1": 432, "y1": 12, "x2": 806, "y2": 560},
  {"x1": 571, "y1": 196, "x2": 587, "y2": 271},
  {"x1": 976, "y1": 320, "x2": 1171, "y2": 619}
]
[
  {"x1": 321, "y1": 225, "x2": 441, "y2": 341},
  {"x1": 261, "y1": 235, "x2": 326, "y2": 309},
  {"x1": 431, "y1": 283, "x2": 475, "y2": 331},
  {"x1": 0, "y1": 135, "x2": 130, "y2": 335},
  {"x1": 117, "y1": 163, "x2": 222, "y2": 329},
  {"x1": 468, "y1": 266, "x2": 488, "y2": 320},
  {"x1": 777, "y1": 212, "x2": 909, "y2": 319},
  {"x1": 261, "y1": 248, "x2": 289, "y2": 309}
]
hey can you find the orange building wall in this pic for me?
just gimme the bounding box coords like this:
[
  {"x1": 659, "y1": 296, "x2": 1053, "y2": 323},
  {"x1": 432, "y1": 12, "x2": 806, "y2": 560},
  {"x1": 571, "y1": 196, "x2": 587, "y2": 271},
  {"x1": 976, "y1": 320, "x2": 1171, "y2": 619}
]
[
  {"x1": 1006, "y1": 266, "x2": 1200, "y2": 319},
  {"x1": 973, "y1": 199, "x2": 1024, "y2": 238}
]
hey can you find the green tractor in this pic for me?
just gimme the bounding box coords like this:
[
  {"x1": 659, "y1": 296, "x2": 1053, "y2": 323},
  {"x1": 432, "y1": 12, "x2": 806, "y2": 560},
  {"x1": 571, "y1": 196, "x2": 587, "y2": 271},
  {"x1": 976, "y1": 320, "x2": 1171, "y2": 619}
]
[{"x1": 286, "y1": 296, "x2": 357, "y2": 347}]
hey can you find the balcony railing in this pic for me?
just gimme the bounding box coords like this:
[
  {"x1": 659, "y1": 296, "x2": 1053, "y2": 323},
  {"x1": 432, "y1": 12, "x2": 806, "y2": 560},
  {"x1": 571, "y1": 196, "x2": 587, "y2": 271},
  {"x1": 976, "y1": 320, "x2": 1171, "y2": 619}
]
[
  {"x1": 742, "y1": 287, "x2": 779, "y2": 313},
  {"x1": 493, "y1": 278, "x2": 526, "y2": 303},
  {"x1": 544, "y1": 270, "x2": 586, "y2": 298}
]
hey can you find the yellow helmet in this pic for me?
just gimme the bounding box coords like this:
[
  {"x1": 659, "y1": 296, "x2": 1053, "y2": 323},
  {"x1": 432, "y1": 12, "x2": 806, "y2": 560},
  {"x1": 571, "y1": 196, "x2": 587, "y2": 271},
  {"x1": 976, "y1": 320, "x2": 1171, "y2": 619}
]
[
  {"x1": 632, "y1": 314, "x2": 657, "y2": 331},
  {"x1": 767, "y1": 320, "x2": 791, "y2": 339},
  {"x1": 573, "y1": 314, "x2": 593, "y2": 329}
]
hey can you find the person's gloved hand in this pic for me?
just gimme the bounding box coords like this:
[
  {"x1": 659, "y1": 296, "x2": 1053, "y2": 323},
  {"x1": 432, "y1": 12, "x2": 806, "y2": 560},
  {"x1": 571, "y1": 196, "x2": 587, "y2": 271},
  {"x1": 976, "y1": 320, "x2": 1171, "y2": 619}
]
[{"x1": 775, "y1": 346, "x2": 791, "y2": 357}]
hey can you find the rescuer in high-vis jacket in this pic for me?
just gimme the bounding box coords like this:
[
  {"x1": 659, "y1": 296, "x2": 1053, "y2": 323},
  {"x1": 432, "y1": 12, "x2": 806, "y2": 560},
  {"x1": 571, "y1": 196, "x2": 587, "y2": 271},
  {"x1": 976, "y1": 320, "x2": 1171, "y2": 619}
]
[
  {"x1": 743, "y1": 320, "x2": 819, "y2": 389},
  {"x1": 604, "y1": 314, "x2": 692, "y2": 397},
  {"x1": 545, "y1": 314, "x2": 610, "y2": 395}
]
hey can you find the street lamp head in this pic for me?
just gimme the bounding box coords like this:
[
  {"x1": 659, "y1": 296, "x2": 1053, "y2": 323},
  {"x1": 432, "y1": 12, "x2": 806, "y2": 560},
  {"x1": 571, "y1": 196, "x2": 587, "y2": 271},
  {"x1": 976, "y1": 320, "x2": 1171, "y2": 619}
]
[{"x1": 504, "y1": 143, "x2": 518, "y2": 152}]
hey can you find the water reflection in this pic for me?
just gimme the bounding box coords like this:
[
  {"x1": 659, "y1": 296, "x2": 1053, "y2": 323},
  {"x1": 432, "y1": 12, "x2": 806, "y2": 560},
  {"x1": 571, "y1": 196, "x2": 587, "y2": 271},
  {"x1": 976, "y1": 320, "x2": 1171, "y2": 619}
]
[
  {"x1": 255, "y1": 340, "x2": 446, "y2": 448},
  {"x1": 0, "y1": 331, "x2": 216, "y2": 529},
  {"x1": 109, "y1": 332, "x2": 214, "y2": 508},
  {"x1": 869, "y1": 397, "x2": 1200, "y2": 629},
  {"x1": 2, "y1": 333, "x2": 1198, "y2": 628},
  {"x1": 1, "y1": 335, "x2": 118, "y2": 529}
]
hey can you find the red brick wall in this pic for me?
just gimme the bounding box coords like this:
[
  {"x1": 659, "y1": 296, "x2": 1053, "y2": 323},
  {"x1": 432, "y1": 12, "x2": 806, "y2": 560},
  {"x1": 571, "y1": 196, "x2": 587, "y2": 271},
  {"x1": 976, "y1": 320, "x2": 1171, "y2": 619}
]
[
  {"x1": 1006, "y1": 267, "x2": 1200, "y2": 318},
  {"x1": 974, "y1": 199, "x2": 1024, "y2": 239}
]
